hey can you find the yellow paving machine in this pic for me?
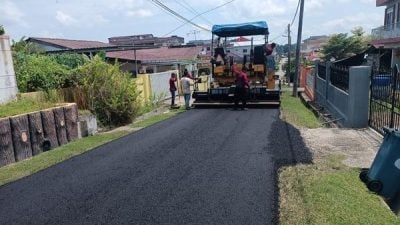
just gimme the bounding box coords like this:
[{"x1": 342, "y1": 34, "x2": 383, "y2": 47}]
[{"x1": 192, "y1": 21, "x2": 281, "y2": 107}]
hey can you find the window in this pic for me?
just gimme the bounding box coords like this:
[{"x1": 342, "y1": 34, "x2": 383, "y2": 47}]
[
  {"x1": 385, "y1": 6, "x2": 395, "y2": 29},
  {"x1": 243, "y1": 49, "x2": 248, "y2": 53},
  {"x1": 226, "y1": 50, "x2": 230, "y2": 53},
  {"x1": 398, "y1": 3, "x2": 400, "y2": 22}
]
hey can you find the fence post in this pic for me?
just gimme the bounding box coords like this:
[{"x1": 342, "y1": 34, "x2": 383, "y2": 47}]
[
  {"x1": 325, "y1": 62, "x2": 332, "y2": 105},
  {"x1": 314, "y1": 60, "x2": 319, "y2": 100},
  {"x1": 348, "y1": 66, "x2": 372, "y2": 128},
  {"x1": 390, "y1": 65, "x2": 399, "y2": 128}
]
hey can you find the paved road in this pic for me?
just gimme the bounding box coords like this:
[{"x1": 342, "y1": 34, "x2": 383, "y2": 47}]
[{"x1": 0, "y1": 109, "x2": 311, "y2": 225}]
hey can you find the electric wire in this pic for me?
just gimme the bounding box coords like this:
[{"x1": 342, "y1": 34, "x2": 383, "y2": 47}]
[
  {"x1": 290, "y1": 0, "x2": 301, "y2": 27},
  {"x1": 173, "y1": 0, "x2": 213, "y2": 25},
  {"x1": 270, "y1": 0, "x2": 301, "y2": 43},
  {"x1": 162, "y1": 0, "x2": 235, "y2": 37},
  {"x1": 149, "y1": 0, "x2": 211, "y2": 32}
]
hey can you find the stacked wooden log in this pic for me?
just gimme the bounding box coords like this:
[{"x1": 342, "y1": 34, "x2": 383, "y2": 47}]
[{"x1": 0, "y1": 103, "x2": 79, "y2": 167}]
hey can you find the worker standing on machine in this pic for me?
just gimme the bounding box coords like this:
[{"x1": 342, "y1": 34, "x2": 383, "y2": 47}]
[
  {"x1": 265, "y1": 43, "x2": 277, "y2": 89},
  {"x1": 232, "y1": 65, "x2": 250, "y2": 110}
]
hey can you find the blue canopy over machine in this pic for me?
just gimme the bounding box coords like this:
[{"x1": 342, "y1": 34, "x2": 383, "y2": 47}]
[{"x1": 211, "y1": 21, "x2": 269, "y2": 37}]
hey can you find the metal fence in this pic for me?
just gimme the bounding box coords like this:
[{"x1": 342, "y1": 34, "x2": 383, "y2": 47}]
[
  {"x1": 369, "y1": 65, "x2": 400, "y2": 134},
  {"x1": 330, "y1": 64, "x2": 349, "y2": 92},
  {"x1": 317, "y1": 62, "x2": 326, "y2": 80}
]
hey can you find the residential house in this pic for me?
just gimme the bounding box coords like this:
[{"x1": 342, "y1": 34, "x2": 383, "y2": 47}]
[
  {"x1": 371, "y1": 0, "x2": 400, "y2": 68},
  {"x1": 301, "y1": 35, "x2": 329, "y2": 61},
  {"x1": 108, "y1": 34, "x2": 184, "y2": 47},
  {"x1": 106, "y1": 46, "x2": 203, "y2": 76},
  {"x1": 27, "y1": 37, "x2": 116, "y2": 55}
]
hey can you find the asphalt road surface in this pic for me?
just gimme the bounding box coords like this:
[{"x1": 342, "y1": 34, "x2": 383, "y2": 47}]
[{"x1": 0, "y1": 108, "x2": 311, "y2": 225}]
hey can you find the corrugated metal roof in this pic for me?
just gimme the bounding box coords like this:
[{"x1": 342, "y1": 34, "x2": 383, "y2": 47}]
[
  {"x1": 106, "y1": 46, "x2": 202, "y2": 63},
  {"x1": 28, "y1": 37, "x2": 113, "y2": 50}
]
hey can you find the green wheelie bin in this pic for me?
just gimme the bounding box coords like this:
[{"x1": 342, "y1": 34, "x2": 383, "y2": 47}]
[{"x1": 360, "y1": 127, "x2": 400, "y2": 199}]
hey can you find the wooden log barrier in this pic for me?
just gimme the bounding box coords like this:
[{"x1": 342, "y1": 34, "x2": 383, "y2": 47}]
[
  {"x1": 0, "y1": 118, "x2": 15, "y2": 167},
  {"x1": 10, "y1": 115, "x2": 32, "y2": 161},
  {"x1": 28, "y1": 112, "x2": 45, "y2": 156},
  {"x1": 64, "y1": 104, "x2": 79, "y2": 142},
  {"x1": 53, "y1": 107, "x2": 68, "y2": 146},
  {"x1": 41, "y1": 109, "x2": 59, "y2": 150}
]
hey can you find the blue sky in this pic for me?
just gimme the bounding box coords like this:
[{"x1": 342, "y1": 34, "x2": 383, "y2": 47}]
[{"x1": 0, "y1": 0, "x2": 385, "y2": 44}]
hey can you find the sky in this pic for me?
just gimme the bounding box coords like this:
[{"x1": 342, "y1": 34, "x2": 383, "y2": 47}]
[{"x1": 0, "y1": 0, "x2": 385, "y2": 45}]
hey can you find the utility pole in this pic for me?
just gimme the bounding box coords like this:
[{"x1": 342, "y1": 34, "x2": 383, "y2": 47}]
[
  {"x1": 187, "y1": 30, "x2": 200, "y2": 41},
  {"x1": 293, "y1": 0, "x2": 305, "y2": 97},
  {"x1": 287, "y1": 24, "x2": 291, "y2": 85}
]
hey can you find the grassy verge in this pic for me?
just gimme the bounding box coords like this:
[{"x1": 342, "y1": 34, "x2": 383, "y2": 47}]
[
  {"x1": 279, "y1": 155, "x2": 400, "y2": 225},
  {"x1": 0, "y1": 106, "x2": 185, "y2": 186},
  {"x1": 280, "y1": 90, "x2": 322, "y2": 128},
  {"x1": 0, "y1": 131, "x2": 128, "y2": 186},
  {"x1": 131, "y1": 108, "x2": 185, "y2": 128},
  {"x1": 0, "y1": 98, "x2": 60, "y2": 118}
]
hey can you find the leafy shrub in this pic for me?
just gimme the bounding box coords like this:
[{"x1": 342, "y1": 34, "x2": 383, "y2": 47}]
[
  {"x1": 75, "y1": 56, "x2": 139, "y2": 126},
  {"x1": 13, "y1": 52, "x2": 88, "y2": 92},
  {"x1": 14, "y1": 53, "x2": 70, "y2": 92},
  {"x1": 49, "y1": 53, "x2": 89, "y2": 69}
]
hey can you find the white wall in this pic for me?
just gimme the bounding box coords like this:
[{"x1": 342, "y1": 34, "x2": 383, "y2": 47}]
[
  {"x1": 0, "y1": 35, "x2": 18, "y2": 103},
  {"x1": 149, "y1": 70, "x2": 178, "y2": 100}
]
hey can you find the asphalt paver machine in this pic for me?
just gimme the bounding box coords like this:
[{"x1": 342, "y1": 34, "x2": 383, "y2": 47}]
[{"x1": 192, "y1": 21, "x2": 281, "y2": 107}]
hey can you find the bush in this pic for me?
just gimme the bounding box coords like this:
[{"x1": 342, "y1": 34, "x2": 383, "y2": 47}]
[
  {"x1": 0, "y1": 25, "x2": 4, "y2": 35},
  {"x1": 14, "y1": 53, "x2": 70, "y2": 92},
  {"x1": 75, "y1": 56, "x2": 139, "y2": 126},
  {"x1": 48, "y1": 53, "x2": 89, "y2": 69}
]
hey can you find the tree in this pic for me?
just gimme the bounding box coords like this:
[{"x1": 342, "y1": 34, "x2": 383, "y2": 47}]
[
  {"x1": 0, "y1": 25, "x2": 4, "y2": 35},
  {"x1": 321, "y1": 27, "x2": 369, "y2": 61}
]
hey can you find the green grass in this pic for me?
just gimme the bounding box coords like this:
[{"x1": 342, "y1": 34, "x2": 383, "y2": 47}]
[
  {"x1": 280, "y1": 91, "x2": 322, "y2": 128},
  {"x1": 0, "y1": 98, "x2": 60, "y2": 118},
  {"x1": 131, "y1": 108, "x2": 185, "y2": 128},
  {"x1": 0, "y1": 105, "x2": 185, "y2": 187},
  {"x1": 279, "y1": 155, "x2": 400, "y2": 225},
  {"x1": 0, "y1": 131, "x2": 128, "y2": 186}
]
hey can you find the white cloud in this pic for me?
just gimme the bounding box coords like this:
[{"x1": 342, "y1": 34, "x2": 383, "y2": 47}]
[
  {"x1": 56, "y1": 11, "x2": 78, "y2": 26},
  {"x1": 92, "y1": 14, "x2": 109, "y2": 24},
  {"x1": 322, "y1": 12, "x2": 382, "y2": 32},
  {"x1": 38, "y1": 30, "x2": 64, "y2": 38},
  {"x1": 2, "y1": 0, "x2": 384, "y2": 44},
  {"x1": 126, "y1": 9, "x2": 153, "y2": 17},
  {"x1": 0, "y1": 1, "x2": 27, "y2": 26}
]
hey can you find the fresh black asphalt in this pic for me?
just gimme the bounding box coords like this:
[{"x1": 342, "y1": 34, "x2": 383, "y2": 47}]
[{"x1": 0, "y1": 108, "x2": 311, "y2": 225}]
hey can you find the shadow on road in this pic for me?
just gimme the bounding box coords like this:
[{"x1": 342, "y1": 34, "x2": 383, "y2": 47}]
[{"x1": 267, "y1": 119, "x2": 313, "y2": 224}]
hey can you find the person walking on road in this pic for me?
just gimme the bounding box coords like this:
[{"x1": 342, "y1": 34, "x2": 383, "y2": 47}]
[
  {"x1": 181, "y1": 73, "x2": 192, "y2": 110},
  {"x1": 169, "y1": 72, "x2": 178, "y2": 109},
  {"x1": 232, "y1": 65, "x2": 250, "y2": 110}
]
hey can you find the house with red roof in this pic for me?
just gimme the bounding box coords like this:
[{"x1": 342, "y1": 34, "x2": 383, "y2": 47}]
[
  {"x1": 106, "y1": 46, "x2": 203, "y2": 76},
  {"x1": 27, "y1": 37, "x2": 115, "y2": 52},
  {"x1": 26, "y1": 37, "x2": 203, "y2": 76}
]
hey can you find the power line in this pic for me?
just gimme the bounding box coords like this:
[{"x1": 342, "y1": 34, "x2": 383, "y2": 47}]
[
  {"x1": 162, "y1": 0, "x2": 235, "y2": 37},
  {"x1": 149, "y1": 0, "x2": 211, "y2": 32},
  {"x1": 174, "y1": 0, "x2": 213, "y2": 25},
  {"x1": 269, "y1": 31, "x2": 286, "y2": 42},
  {"x1": 290, "y1": 0, "x2": 301, "y2": 27},
  {"x1": 270, "y1": 0, "x2": 301, "y2": 43}
]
